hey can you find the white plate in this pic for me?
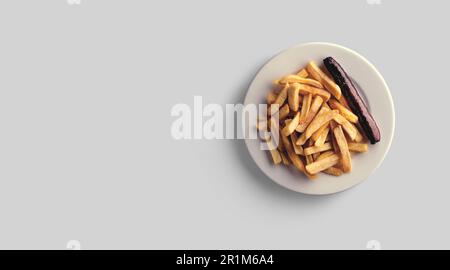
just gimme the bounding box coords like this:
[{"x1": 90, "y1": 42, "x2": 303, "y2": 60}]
[{"x1": 244, "y1": 42, "x2": 395, "y2": 195}]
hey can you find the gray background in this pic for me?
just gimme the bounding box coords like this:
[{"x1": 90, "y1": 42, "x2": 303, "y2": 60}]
[{"x1": 0, "y1": 0, "x2": 447, "y2": 250}]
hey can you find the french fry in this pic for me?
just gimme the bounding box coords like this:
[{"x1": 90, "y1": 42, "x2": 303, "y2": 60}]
[
  {"x1": 329, "y1": 98, "x2": 358, "y2": 123},
  {"x1": 314, "y1": 126, "x2": 330, "y2": 147},
  {"x1": 282, "y1": 112, "x2": 300, "y2": 136},
  {"x1": 274, "y1": 69, "x2": 309, "y2": 84},
  {"x1": 297, "y1": 69, "x2": 309, "y2": 78},
  {"x1": 266, "y1": 139, "x2": 282, "y2": 165},
  {"x1": 269, "y1": 149, "x2": 282, "y2": 165},
  {"x1": 329, "y1": 121, "x2": 340, "y2": 152},
  {"x1": 305, "y1": 140, "x2": 314, "y2": 165},
  {"x1": 296, "y1": 109, "x2": 338, "y2": 145},
  {"x1": 300, "y1": 93, "x2": 312, "y2": 121},
  {"x1": 310, "y1": 107, "x2": 331, "y2": 141},
  {"x1": 348, "y1": 142, "x2": 369, "y2": 153},
  {"x1": 271, "y1": 104, "x2": 290, "y2": 119},
  {"x1": 277, "y1": 130, "x2": 285, "y2": 152},
  {"x1": 297, "y1": 83, "x2": 331, "y2": 102},
  {"x1": 290, "y1": 132, "x2": 304, "y2": 155},
  {"x1": 278, "y1": 75, "x2": 324, "y2": 89},
  {"x1": 333, "y1": 125, "x2": 352, "y2": 173},
  {"x1": 333, "y1": 114, "x2": 357, "y2": 141},
  {"x1": 312, "y1": 152, "x2": 320, "y2": 160},
  {"x1": 288, "y1": 83, "x2": 300, "y2": 112},
  {"x1": 281, "y1": 135, "x2": 316, "y2": 179},
  {"x1": 279, "y1": 104, "x2": 290, "y2": 121},
  {"x1": 316, "y1": 151, "x2": 343, "y2": 176},
  {"x1": 304, "y1": 142, "x2": 333, "y2": 156},
  {"x1": 316, "y1": 151, "x2": 335, "y2": 161},
  {"x1": 280, "y1": 151, "x2": 291, "y2": 165},
  {"x1": 273, "y1": 83, "x2": 289, "y2": 106},
  {"x1": 306, "y1": 61, "x2": 342, "y2": 99},
  {"x1": 305, "y1": 155, "x2": 314, "y2": 165},
  {"x1": 323, "y1": 167, "x2": 344, "y2": 176},
  {"x1": 296, "y1": 96, "x2": 324, "y2": 133},
  {"x1": 306, "y1": 154, "x2": 340, "y2": 175},
  {"x1": 311, "y1": 122, "x2": 328, "y2": 141},
  {"x1": 270, "y1": 149, "x2": 282, "y2": 165},
  {"x1": 267, "y1": 91, "x2": 277, "y2": 104}
]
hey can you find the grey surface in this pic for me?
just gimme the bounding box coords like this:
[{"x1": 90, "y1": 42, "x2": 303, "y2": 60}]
[{"x1": 0, "y1": 0, "x2": 447, "y2": 249}]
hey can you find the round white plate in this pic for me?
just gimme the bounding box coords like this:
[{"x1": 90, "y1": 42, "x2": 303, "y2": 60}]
[{"x1": 244, "y1": 42, "x2": 395, "y2": 195}]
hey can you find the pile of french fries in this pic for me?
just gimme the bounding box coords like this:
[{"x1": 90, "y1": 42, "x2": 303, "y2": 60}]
[{"x1": 259, "y1": 61, "x2": 369, "y2": 179}]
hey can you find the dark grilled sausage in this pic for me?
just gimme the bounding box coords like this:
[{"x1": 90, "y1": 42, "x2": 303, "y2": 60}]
[{"x1": 323, "y1": 57, "x2": 380, "y2": 144}]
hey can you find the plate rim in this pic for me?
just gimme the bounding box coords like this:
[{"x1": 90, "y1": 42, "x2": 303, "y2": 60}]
[{"x1": 243, "y1": 42, "x2": 396, "y2": 195}]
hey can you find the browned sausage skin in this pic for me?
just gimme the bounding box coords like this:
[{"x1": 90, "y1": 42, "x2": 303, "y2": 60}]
[{"x1": 323, "y1": 57, "x2": 381, "y2": 144}]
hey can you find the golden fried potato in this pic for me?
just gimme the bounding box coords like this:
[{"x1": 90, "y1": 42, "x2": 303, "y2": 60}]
[
  {"x1": 297, "y1": 83, "x2": 331, "y2": 102},
  {"x1": 288, "y1": 83, "x2": 301, "y2": 112},
  {"x1": 296, "y1": 109, "x2": 338, "y2": 145},
  {"x1": 296, "y1": 68, "x2": 309, "y2": 78},
  {"x1": 329, "y1": 98, "x2": 358, "y2": 123},
  {"x1": 314, "y1": 126, "x2": 330, "y2": 147},
  {"x1": 303, "y1": 142, "x2": 333, "y2": 156},
  {"x1": 348, "y1": 142, "x2": 369, "y2": 153},
  {"x1": 281, "y1": 135, "x2": 316, "y2": 179},
  {"x1": 282, "y1": 112, "x2": 300, "y2": 137},
  {"x1": 333, "y1": 114, "x2": 358, "y2": 141},
  {"x1": 333, "y1": 125, "x2": 352, "y2": 173},
  {"x1": 280, "y1": 151, "x2": 291, "y2": 165},
  {"x1": 267, "y1": 91, "x2": 277, "y2": 104},
  {"x1": 323, "y1": 167, "x2": 344, "y2": 176},
  {"x1": 273, "y1": 83, "x2": 289, "y2": 106},
  {"x1": 306, "y1": 61, "x2": 341, "y2": 99},
  {"x1": 306, "y1": 154, "x2": 340, "y2": 175},
  {"x1": 278, "y1": 75, "x2": 323, "y2": 89},
  {"x1": 296, "y1": 96, "x2": 324, "y2": 133},
  {"x1": 290, "y1": 132, "x2": 304, "y2": 155}
]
